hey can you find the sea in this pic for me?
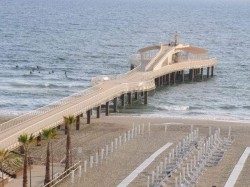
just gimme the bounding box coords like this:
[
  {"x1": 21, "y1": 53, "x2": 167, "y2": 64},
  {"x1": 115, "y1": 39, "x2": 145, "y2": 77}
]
[{"x1": 0, "y1": 0, "x2": 249, "y2": 122}]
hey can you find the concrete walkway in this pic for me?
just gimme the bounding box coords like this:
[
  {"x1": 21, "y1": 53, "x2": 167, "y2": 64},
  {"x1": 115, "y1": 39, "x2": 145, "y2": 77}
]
[
  {"x1": 6, "y1": 164, "x2": 64, "y2": 187},
  {"x1": 117, "y1": 142, "x2": 173, "y2": 187},
  {"x1": 224, "y1": 147, "x2": 250, "y2": 187}
]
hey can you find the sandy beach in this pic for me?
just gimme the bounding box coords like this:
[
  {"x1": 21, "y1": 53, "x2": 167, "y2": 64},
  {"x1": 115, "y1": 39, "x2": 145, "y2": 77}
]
[
  {"x1": 0, "y1": 115, "x2": 15, "y2": 124},
  {"x1": 2, "y1": 114, "x2": 250, "y2": 186}
]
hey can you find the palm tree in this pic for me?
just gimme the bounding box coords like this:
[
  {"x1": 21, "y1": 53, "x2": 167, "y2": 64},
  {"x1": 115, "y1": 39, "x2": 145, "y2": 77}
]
[
  {"x1": 42, "y1": 128, "x2": 57, "y2": 186},
  {"x1": 18, "y1": 134, "x2": 35, "y2": 187},
  {"x1": 0, "y1": 149, "x2": 11, "y2": 187},
  {"x1": 64, "y1": 115, "x2": 76, "y2": 171}
]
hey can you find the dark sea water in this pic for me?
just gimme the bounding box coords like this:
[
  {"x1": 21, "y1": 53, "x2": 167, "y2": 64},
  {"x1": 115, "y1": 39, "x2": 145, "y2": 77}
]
[{"x1": 0, "y1": 0, "x2": 250, "y2": 121}]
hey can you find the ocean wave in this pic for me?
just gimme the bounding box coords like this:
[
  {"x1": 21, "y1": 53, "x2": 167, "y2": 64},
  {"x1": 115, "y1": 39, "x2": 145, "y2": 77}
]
[
  {"x1": 10, "y1": 81, "x2": 86, "y2": 89},
  {"x1": 10, "y1": 82, "x2": 57, "y2": 88},
  {"x1": 57, "y1": 57, "x2": 66, "y2": 61},
  {"x1": 136, "y1": 113, "x2": 250, "y2": 123},
  {"x1": 220, "y1": 105, "x2": 237, "y2": 110},
  {"x1": 22, "y1": 74, "x2": 42, "y2": 78},
  {"x1": 0, "y1": 109, "x2": 30, "y2": 116},
  {"x1": 156, "y1": 105, "x2": 190, "y2": 111},
  {"x1": 66, "y1": 77, "x2": 90, "y2": 82},
  {"x1": 243, "y1": 106, "x2": 250, "y2": 110},
  {"x1": 0, "y1": 103, "x2": 10, "y2": 107},
  {"x1": 186, "y1": 111, "x2": 205, "y2": 115}
]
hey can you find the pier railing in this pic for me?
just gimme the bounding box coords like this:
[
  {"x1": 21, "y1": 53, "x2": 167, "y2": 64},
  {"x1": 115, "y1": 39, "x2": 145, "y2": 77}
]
[
  {"x1": 143, "y1": 58, "x2": 217, "y2": 80},
  {"x1": 152, "y1": 46, "x2": 175, "y2": 70},
  {"x1": 128, "y1": 54, "x2": 146, "y2": 66},
  {"x1": 43, "y1": 161, "x2": 81, "y2": 187},
  {"x1": 91, "y1": 62, "x2": 142, "y2": 86},
  {"x1": 145, "y1": 43, "x2": 164, "y2": 71},
  {"x1": 177, "y1": 55, "x2": 210, "y2": 62}
]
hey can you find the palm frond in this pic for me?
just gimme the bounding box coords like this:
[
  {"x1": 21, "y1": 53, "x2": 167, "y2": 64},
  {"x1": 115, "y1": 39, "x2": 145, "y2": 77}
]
[
  {"x1": 42, "y1": 128, "x2": 57, "y2": 140},
  {"x1": 64, "y1": 115, "x2": 76, "y2": 129},
  {"x1": 18, "y1": 133, "x2": 35, "y2": 151},
  {"x1": 0, "y1": 149, "x2": 10, "y2": 162}
]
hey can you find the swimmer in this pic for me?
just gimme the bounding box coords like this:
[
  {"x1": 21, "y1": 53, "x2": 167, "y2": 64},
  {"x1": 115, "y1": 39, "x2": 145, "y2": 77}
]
[
  {"x1": 52, "y1": 70, "x2": 54, "y2": 74},
  {"x1": 65, "y1": 71, "x2": 67, "y2": 78}
]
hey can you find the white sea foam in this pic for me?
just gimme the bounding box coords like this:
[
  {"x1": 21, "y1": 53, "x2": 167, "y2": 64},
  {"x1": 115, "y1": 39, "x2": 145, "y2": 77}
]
[
  {"x1": 135, "y1": 113, "x2": 250, "y2": 124},
  {"x1": 157, "y1": 105, "x2": 190, "y2": 111}
]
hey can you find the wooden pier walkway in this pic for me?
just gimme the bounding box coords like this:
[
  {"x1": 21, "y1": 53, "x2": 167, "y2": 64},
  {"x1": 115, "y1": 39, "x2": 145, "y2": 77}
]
[{"x1": 0, "y1": 42, "x2": 217, "y2": 151}]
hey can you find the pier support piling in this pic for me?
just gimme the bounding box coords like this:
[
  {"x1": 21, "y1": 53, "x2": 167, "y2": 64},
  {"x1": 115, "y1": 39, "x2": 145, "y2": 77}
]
[
  {"x1": 211, "y1": 66, "x2": 214, "y2": 77},
  {"x1": 105, "y1": 101, "x2": 110, "y2": 116},
  {"x1": 144, "y1": 91, "x2": 148, "y2": 105},
  {"x1": 76, "y1": 115, "x2": 80, "y2": 130},
  {"x1": 201, "y1": 68, "x2": 203, "y2": 80},
  {"x1": 189, "y1": 69, "x2": 194, "y2": 81},
  {"x1": 135, "y1": 92, "x2": 138, "y2": 100},
  {"x1": 160, "y1": 76, "x2": 163, "y2": 86},
  {"x1": 113, "y1": 97, "x2": 118, "y2": 112},
  {"x1": 197, "y1": 68, "x2": 200, "y2": 75},
  {"x1": 182, "y1": 70, "x2": 185, "y2": 83},
  {"x1": 168, "y1": 74, "x2": 171, "y2": 86},
  {"x1": 207, "y1": 67, "x2": 210, "y2": 78},
  {"x1": 155, "y1": 78, "x2": 159, "y2": 87},
  {"x1": 173, "y1": 72, "x2": 176, "y2": 85},
  {"x1": 121, "y1": 94, "x2": 125, "y2": 107},
  {"x1": 87, "y1": 110, "x2": 91, "y2": 124},
  {"x1": 128, "y1": 92, "x2": 132, "y2": 105},
  {"x1": 96, "y1": 106, "x2": 101, "y2": 118},
  {"x1": 192, "y1": 69, "x2": 194, "y2": 81}
]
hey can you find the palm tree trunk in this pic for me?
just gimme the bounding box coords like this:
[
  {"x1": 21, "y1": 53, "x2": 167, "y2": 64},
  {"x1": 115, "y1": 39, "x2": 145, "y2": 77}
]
[
  {"x1": 44, "y1": 142, "x2": 51, "y2": 185},
  {"x1": 65, "y1": 125, "x2": 71, "y2": 171},
  {"x1": 1, "y1": 162, "x2": 4, "y2": 187},
  {"x1": 23, "y1": 151, "x2": 28, "y2": 187}
]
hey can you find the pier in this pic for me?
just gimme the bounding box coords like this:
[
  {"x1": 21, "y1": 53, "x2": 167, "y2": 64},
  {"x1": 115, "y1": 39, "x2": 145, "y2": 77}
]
[{"x1": 0, "y1": 41, "x2": 217, "y2": 151}]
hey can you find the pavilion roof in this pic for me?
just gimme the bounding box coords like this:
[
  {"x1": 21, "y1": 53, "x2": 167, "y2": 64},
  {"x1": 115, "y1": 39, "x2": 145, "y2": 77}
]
[{"x1": 177, "y1": 46, "x2": 207, "y2": 54}]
